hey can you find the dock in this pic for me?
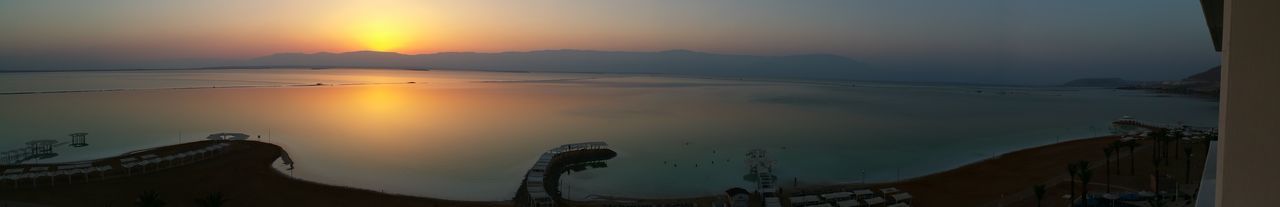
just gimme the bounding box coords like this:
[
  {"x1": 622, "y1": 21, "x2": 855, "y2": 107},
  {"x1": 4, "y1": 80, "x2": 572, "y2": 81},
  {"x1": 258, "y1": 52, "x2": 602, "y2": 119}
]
[{"x1": 517, "y1": 142, "x2": 614, "y2": 207}]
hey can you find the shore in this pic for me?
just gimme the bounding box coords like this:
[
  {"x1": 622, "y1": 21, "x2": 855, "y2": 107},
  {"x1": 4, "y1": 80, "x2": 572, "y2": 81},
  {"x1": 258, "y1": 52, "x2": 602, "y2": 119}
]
[
  {"x1": 777, "y1": 135, "x2": 1209, "y2": 207},
  {"x1": 0, "y1": 140, "x2": 502, "y2": 207},
  {"x1": 1, "y1": 134, "x2": 1210, "y2": 207}
]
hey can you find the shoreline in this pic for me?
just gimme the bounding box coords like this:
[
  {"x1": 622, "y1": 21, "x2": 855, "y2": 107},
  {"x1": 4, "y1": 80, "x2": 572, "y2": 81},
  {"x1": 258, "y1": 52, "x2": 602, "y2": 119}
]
[
  {"x1": 1, "y1": 132, "x2": 1208, "y2": 206},
  {"x1": 0, "y1": 140, "x2": 503, "y2": 207}
]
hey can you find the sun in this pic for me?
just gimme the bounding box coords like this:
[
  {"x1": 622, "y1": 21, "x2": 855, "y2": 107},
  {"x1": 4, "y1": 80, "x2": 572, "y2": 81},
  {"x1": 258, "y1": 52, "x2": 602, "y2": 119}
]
[{"x1": 358, "y1": 21, "x2": 411, "y2": 52}]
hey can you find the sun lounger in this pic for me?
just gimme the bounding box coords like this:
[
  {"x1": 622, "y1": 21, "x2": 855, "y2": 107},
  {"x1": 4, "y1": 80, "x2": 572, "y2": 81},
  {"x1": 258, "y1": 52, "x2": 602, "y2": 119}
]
[
  {"x1": 836, "y1": 200, "x2": 862, "y2": 207},
  {"x1": 853, "y1": 189, "x2": 875, "y2": 198},
  {"x1": 880, "y1": 187, "x2": 900, "y2": 195},
  {"x1": 822, "y1": 192, "x2": 854, "y2": 200},
  {"x1": 764, "y1": 197, "x2": 782, "y2": 207},
  {"x1": 863, "y1": 197, "x2": 885, "y2": 206},
  {"x1": 891, "y1": 193, "x2": 913, "y2": 202},
  {"x1": 2, "y1": 168, "x2": 23, "y2": 174},
  {"x1": 792, "y1": 195, "x2": 822, "y2": 204}
]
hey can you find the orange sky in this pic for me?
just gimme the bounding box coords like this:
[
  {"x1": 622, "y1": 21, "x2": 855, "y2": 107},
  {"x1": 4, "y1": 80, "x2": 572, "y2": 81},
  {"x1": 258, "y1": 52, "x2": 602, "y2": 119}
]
[{"x1": 0, "y1": 0, "x2": 1220, "y2": 83}]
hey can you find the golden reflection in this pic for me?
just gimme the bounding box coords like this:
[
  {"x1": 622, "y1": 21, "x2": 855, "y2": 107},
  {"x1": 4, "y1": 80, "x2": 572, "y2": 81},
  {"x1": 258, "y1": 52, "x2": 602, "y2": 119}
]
[
  {"x1": 354, "y1": 85, "x2": 405, "y2": 116},
  {"x1": 323, "y1": 84, "x2": 427, "y2": 151}
]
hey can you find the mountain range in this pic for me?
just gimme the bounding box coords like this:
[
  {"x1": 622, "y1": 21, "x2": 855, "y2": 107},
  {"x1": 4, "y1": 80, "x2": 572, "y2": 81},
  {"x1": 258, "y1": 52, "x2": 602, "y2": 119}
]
[
  {"x1": 241, "y1": 50, "x2": 873, "y2": 80},
  {"x1": 1065, "y1": 65, "x2": 1221, "y2": 98}
]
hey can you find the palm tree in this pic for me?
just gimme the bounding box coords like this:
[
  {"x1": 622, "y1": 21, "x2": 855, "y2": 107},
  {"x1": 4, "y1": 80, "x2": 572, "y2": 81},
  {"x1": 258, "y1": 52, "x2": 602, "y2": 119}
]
[
  {"x1": 1148, "y1": 197, "x2": 1167, "y2": 207},
  {"x1": 1079, "y1": 169, "x2": 1094, "y2": 207},
  {"x1": 1173, "y1": 129, "x2": 1183, "y2": 159},
  {"x1": 1150, "y1": 130, "x2": 1166, "y2": 162},
  {"x1": 1152, "y1": 156, "x2": 1163, "y2": 196},
  {"x1": 1104, "y1": 147, "x2": 1113, "y2": 193},
  {"x1": 1111, "y1": 141, "x2": 1123, "y2": 175},
  {"x1": 1184, "y1": 147, "x2": 1194, "y2": 184},
  {"x1": 194, "y1": 192, "x2": 228, "y2": 207},
  {"x1": 1067, "y1": 163, "x2": 1078, "y2": 201},
  {"x1": 1033, "y1": 184, "x2": 1047, "y2": 207},
  {"x1": 135, "y1": 191, "x2": 165, "y2": 207},
  {"x1": 1165, "y1": 129, "x2": 1179, "y2": 164},
  {"x1": 1127, "y1": 141, "x2": 1139, "y2": 175}
]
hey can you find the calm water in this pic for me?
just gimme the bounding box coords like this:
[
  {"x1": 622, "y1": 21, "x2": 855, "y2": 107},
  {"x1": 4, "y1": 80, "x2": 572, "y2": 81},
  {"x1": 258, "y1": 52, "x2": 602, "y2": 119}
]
[{"x1": 0, "y1": 69, "x2": 1218, "y2": 200}]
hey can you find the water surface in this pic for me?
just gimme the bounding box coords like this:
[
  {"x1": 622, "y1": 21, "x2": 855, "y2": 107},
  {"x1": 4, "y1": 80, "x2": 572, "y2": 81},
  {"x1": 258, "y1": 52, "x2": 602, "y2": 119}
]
[{"x1": 0, "y1": 69, "x2": 1218, "y2": 200}]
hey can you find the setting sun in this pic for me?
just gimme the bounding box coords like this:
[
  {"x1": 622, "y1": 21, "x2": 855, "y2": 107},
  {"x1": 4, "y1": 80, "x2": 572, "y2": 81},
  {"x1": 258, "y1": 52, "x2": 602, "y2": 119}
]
[{"x1": 358, "y1": 21, "x2": 412, "y2": 52}]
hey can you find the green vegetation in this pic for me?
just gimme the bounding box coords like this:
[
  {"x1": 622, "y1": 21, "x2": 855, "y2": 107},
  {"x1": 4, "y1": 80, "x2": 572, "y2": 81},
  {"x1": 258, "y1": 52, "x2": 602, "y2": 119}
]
[
  {"x1": 194, "y1": 192, "x2": 229, "y2": 207},
  {"x1": 135, "y1": 191, "x2": 165, "y2": 207},
  {"x1": 1103, "y1": 147, "x2": 1113, "y2": 193},
  {"x1": 1078, "y1": 166, "x2": 1093, "y2": 207},
  {"x1": 1033, "y1": 184, "x2": 1047, "y2": 207},
  {"x1": 1067, "y1": 163, "x2": 1079, "y2": 202}
]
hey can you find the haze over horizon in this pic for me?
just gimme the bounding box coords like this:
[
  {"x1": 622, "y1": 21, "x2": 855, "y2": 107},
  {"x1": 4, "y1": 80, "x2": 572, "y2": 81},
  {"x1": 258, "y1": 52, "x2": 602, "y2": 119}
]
[{"x1": 0, "y1": 0, "x2": 1221, "y2": 84}]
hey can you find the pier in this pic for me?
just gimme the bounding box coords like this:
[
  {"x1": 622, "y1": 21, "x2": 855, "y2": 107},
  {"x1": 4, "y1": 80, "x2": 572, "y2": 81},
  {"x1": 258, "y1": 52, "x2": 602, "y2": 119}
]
[
  {"x1": 515, "y1": 142, "x2": 616, "y2": 207},
  {"x1": 0, "y1": 140, "x2": 234, "y2": 189}
]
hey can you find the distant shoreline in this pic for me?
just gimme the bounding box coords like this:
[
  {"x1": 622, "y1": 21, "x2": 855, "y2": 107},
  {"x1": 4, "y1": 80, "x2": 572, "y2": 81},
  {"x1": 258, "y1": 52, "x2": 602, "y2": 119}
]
[
  {"x1": 1, "y1": 66, "x2": 1057, "y2": 88},
  {"x1": 0, "y1": 81, "x2": 418, "y2": 96}
]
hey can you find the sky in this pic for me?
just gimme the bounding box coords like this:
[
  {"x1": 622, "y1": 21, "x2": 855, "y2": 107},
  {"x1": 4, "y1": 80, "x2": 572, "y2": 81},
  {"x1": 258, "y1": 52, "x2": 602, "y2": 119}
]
[{"x1": 0, "y1": 0, "x2": 1220, "y2": 84}]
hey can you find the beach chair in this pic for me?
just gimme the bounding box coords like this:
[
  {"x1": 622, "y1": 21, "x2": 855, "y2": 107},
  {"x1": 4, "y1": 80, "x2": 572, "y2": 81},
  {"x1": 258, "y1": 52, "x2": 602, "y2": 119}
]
[
  {"x1": 853, "y1": 189, "x2": 875, "y2": 199},
  {"x1": 836, "y1": 200, "x2": 862, "y2": 207},
  {"x1": 890, "y1": 193, "x2": 912, "y2": 204},
  {"x1": 862, "y1": 197, "x2": 885, "y2": 206},
  {"x1": 822, "y1": 192, "x2": 854, "y2": 201},
  {"x1": 95, "y1": 166, "x2": 112, "y2": 179},
  {"x1": 879, "y1": 187, "x2": 900, "y2": 195},
  {"x1": 764, "y1": 197, "x2": 782, "y2": 207}
]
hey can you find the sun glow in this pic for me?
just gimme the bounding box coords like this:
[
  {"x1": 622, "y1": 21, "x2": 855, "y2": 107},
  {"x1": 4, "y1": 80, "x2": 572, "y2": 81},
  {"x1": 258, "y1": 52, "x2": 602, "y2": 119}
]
[{"x1": 359, "y1": 21, "x2": 412, "y2": 52}]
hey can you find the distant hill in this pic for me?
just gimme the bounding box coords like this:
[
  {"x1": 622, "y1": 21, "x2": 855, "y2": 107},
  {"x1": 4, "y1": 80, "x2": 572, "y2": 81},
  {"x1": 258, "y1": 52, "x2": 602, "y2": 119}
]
[
  {"x1": 1062, "y1": 78, "x2": 1136, "y2": 87},
  {"x1": 1185, "y1": 65, "x2": 1221, "y2": 83},
  {"x1": 242, "y1": 50, "x2": 872, "y2": 79},
  {"x1": 1115, "y1": 65, "x2": 1220, "y2": 98}
]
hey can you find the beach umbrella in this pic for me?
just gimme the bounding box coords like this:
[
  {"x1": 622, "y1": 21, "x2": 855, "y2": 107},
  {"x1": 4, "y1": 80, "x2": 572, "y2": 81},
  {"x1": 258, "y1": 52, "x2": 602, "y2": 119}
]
[
  {"x1": 101, "y1": 166, "x2": 111, "y2": 179},
  {"x1": 123, "y1": 162, "x2": 135, "y2": 176},
  {"x1": 26, "y1": 173, "x2": 36, "y2": 188}
]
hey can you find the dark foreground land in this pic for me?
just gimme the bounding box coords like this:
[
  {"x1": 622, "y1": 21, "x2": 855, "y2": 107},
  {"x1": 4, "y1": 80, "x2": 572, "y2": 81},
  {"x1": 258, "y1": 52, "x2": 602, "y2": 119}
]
[
  {"x1": 0, "y1": 141, "x2": 503, "y2": 207},
  {"x1": 783, "y1": 135, "x2": 1209, "y2": 207},
  {"x1": 1, "y1": 135, "x2": 1209, "y2": 207}
]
